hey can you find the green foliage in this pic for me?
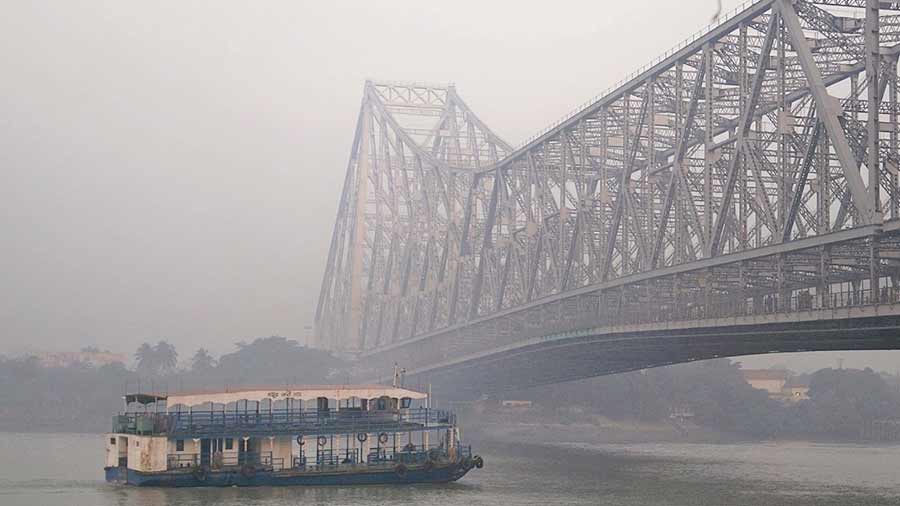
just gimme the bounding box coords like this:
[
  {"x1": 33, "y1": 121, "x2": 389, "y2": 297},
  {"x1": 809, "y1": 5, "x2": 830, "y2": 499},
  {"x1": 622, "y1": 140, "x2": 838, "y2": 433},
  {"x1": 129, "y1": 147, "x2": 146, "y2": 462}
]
[
  {"x1": 134, "y1": 341, "x2": 178, "y2": 376},
  {"x1": 796, "y1": 367, "x2": 900, "y2": 438},
  {"x1": 212, "y1": 336, "x2": 345, "y2": 385},
  {"x1": 0, "y1": 355, "x2": 136, "y2": 432},
  {"x1": 190, "y1": 348, "x2": 215, "y2": 373},
  {"x1": 525, "y1": 360, "x2": 900, "y2": 440},
  {"x1": 0, "y1": 337, "x2": 347, "y2": 433}
]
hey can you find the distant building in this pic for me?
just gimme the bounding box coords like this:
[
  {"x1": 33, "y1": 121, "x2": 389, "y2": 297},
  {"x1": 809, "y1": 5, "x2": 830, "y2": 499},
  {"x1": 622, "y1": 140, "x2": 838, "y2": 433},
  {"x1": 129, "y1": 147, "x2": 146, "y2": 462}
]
[
  {"x1": 742, "y1": 369, "x2": 789, "y2": 395},
  {"x1": 741, "y1": 368, "x2": 809, "y2": 403},
  {"x1": 33, "y1": 351, "x2": 126, "y2": 368},
  {"x1": 782, "y1": 380, "x2": 810, "y2": 402}
]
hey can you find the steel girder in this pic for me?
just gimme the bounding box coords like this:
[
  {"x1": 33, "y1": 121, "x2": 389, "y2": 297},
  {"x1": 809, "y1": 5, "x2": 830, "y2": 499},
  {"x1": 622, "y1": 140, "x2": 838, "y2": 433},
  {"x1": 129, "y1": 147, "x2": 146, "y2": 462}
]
[{"x1": 317, "y1": 0, "x2": 900, "y2": 357}]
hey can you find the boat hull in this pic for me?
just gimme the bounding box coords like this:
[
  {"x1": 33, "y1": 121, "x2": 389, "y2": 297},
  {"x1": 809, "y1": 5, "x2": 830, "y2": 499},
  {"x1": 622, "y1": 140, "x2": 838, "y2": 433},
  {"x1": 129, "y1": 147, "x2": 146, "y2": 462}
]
[{"x1": 104, "y1": 463, "x2": 472, "y2": 487}]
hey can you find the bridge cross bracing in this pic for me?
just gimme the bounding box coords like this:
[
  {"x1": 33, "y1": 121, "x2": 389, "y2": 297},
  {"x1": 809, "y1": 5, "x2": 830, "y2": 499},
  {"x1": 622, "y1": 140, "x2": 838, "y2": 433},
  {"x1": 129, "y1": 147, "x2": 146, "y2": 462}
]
[{"x1": 316, "y1": 0, "x2": 900, "y2": 391}]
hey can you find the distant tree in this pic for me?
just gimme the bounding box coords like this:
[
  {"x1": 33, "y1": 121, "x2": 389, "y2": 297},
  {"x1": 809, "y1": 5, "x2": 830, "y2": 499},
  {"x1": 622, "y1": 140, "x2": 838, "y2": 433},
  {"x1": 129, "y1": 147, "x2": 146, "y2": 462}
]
[
  {"x1": 190, "y1": 348, "x2": 216, "y2": 373},
  {"x1": 215, "y1": 336, "x2": 346, "y2": 385},
  {"x1": 135, "y1": 342, "x2": 156, "y2": 375},
  {"x1": 524, "y1": 358, "x2": 786, "y2": 437},
  {"x1": 80, "y1": 346, "x2": 101, "y2": 353},
  {"x1": 154, "y1": 341, "x2": 178, "y2": 374},
  {"x1": 134, "y1": 341, "x2": 178, "y2": 376},
  {"x1": 801, "y1": 367, "x2": 900, "y2": 438}
]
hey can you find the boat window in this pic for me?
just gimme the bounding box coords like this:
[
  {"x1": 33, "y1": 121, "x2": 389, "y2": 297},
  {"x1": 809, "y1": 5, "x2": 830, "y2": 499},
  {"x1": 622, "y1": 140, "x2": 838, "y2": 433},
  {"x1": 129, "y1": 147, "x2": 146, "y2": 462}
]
[
  {"x1": 109, "y1": 437, "x2": 116, "y2": 445},
  {"x1": 401, "y1": 397, "x2": 412, "y2": 409},
  {"x1": 176, "y1": 439, "x2": 184, "y2": 452},
  {"x1": 225, "y1": 438, "x2": 234, "y2": 450},
  {"x1": 377, "y1": 397, "x2": 387, "y2": 410}
]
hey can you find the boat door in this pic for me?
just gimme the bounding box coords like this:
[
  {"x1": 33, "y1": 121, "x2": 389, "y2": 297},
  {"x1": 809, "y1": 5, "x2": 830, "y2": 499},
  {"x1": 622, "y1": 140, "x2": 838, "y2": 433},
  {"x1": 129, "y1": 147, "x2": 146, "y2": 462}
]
[{"x1": 200, "y1": 439, "x2": 211, "y2": 467}]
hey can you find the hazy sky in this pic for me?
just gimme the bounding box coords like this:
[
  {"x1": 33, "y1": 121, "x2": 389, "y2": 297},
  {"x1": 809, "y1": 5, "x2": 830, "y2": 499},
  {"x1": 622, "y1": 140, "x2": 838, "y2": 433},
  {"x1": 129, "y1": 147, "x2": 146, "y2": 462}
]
[{"x1": 2, "y1": 0, "x2": 898, "y2": 371}]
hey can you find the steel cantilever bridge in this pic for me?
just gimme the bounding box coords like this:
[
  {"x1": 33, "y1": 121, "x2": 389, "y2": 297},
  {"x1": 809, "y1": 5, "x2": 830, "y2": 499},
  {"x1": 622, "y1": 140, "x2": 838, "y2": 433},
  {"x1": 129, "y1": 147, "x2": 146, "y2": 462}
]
[{"x1": 316, "y1": 0, "x2": 900, "y2": 398}]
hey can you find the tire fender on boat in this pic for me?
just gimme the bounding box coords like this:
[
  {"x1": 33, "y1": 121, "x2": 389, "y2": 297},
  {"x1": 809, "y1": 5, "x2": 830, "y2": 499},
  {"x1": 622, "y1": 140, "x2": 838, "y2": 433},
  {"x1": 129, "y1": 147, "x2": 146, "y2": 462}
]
[
  {"x1": 240, "y1": 464, "x2": 256, "y2": 479},
  {"x1": 192, "y1": 466, "x2": 208, "y2": 482},
  {"x1": 378, "y1": 432, "x2": 389, "y2": 444},
  {"x1": 317, "y1": 435, "x2": 328, "y2": 447},
  {"x1": 422, "y1": 459, "x2": 434, "y2": 472},
  {"x1": 473, "y1": 455, "x2": 484, "y2": 469},
  {"x1": 394, "y1": 463, "x2": 408, "y2": 478}
]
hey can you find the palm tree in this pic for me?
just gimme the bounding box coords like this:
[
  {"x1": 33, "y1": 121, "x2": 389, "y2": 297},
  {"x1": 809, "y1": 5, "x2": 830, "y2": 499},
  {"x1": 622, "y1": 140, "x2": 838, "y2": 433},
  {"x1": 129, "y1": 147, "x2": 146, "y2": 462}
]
[
  {"x1": 134, "y1": 343, "x2": 156, "y2": 375},
  {"x1": 154, "y1": 341, "x2": 178, "y2": 374},
  {"x1": 191, "y1": 348, "x2": 215, "y2": 373}
]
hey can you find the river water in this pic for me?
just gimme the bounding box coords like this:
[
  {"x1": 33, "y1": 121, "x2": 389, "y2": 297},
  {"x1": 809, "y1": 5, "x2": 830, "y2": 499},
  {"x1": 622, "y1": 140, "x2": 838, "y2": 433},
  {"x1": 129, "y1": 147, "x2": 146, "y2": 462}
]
[{"x1": 1, "y1": 432, "x2": 898, "y2": 505}]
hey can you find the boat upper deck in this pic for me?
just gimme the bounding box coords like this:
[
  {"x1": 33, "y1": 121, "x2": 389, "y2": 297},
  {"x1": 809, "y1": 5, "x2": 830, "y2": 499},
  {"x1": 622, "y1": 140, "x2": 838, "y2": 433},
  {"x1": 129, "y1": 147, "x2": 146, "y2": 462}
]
[
  {"x1": 113, "y1": 407, "x2": 456, "y2": 438},
  {"x1": 113, "y1": 384, "x2": 452, "y2": 438}
]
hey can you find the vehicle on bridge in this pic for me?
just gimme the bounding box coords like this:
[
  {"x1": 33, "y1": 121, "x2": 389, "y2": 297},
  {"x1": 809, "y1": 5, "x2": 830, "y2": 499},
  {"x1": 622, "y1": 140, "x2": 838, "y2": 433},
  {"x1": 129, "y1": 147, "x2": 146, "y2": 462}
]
[{"x1": 103, "y1": 385, "x2": 482, "y2": 487}]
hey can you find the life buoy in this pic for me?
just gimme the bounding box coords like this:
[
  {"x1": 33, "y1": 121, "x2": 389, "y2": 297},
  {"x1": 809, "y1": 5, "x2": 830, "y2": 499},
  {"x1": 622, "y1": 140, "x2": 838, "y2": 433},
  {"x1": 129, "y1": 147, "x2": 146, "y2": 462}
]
[
  {"x1": 422, "y1": 459, "x2": 434, "y2": 472},
  {"x1": 378, "y1": 432, "x2": 389, "y2": 445},
  {"x1": 473, "y1": 455, "x2": 484, "y2": 469},
  {"x1": 356, "y1": 432, "x2": 368, "y2": 443},
  {"x1": 317, "y1": 435, "x2": 328, "y2": 447},
  {"x1": 240, "y1": 464, "x2": 256, "y2": 479},
  {"x1": 296, "y1": 435, "x2": 305, "y2": 446},
  {"x1": 394, "y1": 463, "x2": 408, "y2": 478},
  {"x1": 192, "y1": 465, "x2": 208, "y2": 482}
]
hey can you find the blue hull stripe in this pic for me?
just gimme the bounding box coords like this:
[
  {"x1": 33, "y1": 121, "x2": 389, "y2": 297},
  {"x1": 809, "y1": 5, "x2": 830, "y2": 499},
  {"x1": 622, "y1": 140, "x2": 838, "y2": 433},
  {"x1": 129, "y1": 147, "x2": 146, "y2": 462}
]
[{"x1": 105, "y1": 465, "x2": 471, "y2": 487}]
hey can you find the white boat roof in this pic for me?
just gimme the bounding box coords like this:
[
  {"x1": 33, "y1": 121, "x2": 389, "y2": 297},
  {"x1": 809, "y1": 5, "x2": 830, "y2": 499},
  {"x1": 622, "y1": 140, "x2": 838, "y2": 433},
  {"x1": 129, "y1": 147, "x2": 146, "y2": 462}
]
[{"x1": 125, "y1": 385, "x2": 427, "y2": 408}]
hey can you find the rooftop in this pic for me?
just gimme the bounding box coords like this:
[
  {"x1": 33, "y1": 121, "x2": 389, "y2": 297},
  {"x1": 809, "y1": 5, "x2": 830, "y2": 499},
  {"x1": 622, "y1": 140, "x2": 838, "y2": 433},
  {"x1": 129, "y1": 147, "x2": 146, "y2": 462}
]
[
  {"x1": 125, "y1": 384, "x2": 427, "y2": 407},
  {"x1": 741, "y1": 369, "x2": 790, "y2": 381}
]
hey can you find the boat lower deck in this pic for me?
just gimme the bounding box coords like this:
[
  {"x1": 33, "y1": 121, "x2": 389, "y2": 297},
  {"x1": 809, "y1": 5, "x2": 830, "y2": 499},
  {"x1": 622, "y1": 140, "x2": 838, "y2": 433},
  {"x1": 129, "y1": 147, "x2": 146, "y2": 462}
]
[{"x1": 105, "y1": 460, "x2": 474, "y2": 487}]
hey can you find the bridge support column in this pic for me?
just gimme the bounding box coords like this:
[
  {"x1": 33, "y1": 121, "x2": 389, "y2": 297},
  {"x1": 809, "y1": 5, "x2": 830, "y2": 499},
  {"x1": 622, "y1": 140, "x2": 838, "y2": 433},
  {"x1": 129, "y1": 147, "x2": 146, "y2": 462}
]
[
  {"x1": 870, "y1": 238, "x2": 881, "y2": 304},
  {"x1": 819, "y1": 246, "x2": 831, "y2": 309},
  {"x1": 703, "y1": 269, "x2": 712, "y2": 318},
  {"x1": 776, "y1": 254, "x2": 788, "y2": 312}
]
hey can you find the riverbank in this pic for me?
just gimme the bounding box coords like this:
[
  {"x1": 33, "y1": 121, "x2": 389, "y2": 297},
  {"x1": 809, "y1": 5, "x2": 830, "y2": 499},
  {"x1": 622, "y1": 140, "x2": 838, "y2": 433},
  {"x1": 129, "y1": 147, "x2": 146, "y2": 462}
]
[
  {"x1": 464, "y1": 414, "x2": 899, "y2": 447},
  {"x1": 467, "y1": 417, "x2": 738, "y2": 446}
]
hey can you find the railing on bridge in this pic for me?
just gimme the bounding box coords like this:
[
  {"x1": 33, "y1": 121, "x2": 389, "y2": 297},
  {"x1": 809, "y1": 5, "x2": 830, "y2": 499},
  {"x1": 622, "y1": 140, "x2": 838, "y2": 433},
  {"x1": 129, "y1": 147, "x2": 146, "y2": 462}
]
[{"x1": 605, "y1": 285, "x2": 898, "y2": 329}]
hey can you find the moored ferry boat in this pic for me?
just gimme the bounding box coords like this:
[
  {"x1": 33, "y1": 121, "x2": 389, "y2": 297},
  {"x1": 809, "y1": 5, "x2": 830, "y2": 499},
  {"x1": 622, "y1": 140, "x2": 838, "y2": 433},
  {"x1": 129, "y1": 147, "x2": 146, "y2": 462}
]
[{"x1": 104, "y1": 384, "x2": 482, "y2": 487}]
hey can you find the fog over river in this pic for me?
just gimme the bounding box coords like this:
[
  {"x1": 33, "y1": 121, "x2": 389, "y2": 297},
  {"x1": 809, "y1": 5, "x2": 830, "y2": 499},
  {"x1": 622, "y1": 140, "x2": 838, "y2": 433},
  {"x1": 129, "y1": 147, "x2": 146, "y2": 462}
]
[{"x1": 2, "y1": 432, "x2": 898, "y2": 506}]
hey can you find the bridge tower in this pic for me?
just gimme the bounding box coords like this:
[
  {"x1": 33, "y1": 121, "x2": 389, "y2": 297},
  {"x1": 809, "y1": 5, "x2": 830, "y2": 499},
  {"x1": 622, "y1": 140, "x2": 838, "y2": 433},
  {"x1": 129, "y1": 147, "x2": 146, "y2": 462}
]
[{"x1": 315, "y1": 81, "x2": 511, "y2": 352}]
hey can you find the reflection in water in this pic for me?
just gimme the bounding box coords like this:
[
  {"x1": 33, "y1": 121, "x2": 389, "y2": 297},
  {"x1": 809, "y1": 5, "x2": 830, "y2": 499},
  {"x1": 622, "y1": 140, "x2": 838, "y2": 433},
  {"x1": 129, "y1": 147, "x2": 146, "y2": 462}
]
[
  {"x1": 105, "y1": 481, "x2": 481, "y2": 506},
  {"x1": 1, "y1": 432, "x2": 898, "y2": 506}
]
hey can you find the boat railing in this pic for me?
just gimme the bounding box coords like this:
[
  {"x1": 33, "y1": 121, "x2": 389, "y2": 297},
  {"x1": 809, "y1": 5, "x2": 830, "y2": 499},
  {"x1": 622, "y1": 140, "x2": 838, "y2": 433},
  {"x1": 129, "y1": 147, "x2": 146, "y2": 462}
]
[
  {"x1": 114, "y1": 407, "x2": 456, "y2": 436},
  {"x1": 312, "y1": 448, "x2": 344, "y2": 467},
  {"x1": 167, "y1": 453, "x2": 200, "y2": 469},
  {"x1": 166, "y1": 451, "x2": 281, "y2": 471},
  {"x1": 165, "y1": 444, "x2": 471, "y2": 472},
  {"x1": 364, "y1": 443, "x2": 470, "y2": 465}
]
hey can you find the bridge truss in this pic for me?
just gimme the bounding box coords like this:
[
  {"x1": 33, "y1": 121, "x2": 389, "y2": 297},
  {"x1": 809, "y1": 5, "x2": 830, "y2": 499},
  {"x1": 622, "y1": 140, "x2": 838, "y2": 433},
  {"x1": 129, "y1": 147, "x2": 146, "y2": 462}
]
[{"x1": 317, "y1": 0, "x2": 900, "y2": 388}]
